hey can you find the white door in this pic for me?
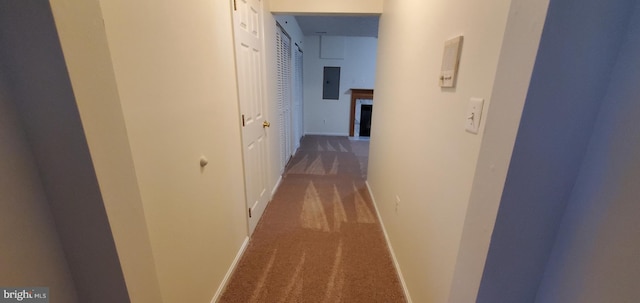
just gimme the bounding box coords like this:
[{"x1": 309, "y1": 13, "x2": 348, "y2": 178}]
[{"x1": 233, "y1": 0, "x2": 270, "y2": 235}]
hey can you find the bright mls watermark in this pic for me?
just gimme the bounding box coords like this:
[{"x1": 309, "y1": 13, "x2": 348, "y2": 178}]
[{"x1": 0, "y1": 288, "x2": 48, "y2": 303}]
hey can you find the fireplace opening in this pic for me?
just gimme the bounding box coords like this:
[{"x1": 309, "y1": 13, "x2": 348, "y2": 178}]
[{"x1": 359, "y1": 105, "x2": 373, "y2": 137}]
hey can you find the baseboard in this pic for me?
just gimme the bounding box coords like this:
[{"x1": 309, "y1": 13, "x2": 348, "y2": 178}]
[
  {"x1": 271, "y1": 175, "x2": 283, "y2": 197},
  {"x1": 365, "y1": 181, "x2": 413, "y2": 303},
  {"x1": 210, "y1": 236, "x2": 250, "y2": 303},
  {"x1": 304, "y1": 131, "x2": 349, "y2": 136}
]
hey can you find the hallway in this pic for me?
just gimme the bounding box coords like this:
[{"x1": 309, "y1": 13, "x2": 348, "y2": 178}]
[{"x1": 220, "y1": 136, "x2": 405, "y2": 302}]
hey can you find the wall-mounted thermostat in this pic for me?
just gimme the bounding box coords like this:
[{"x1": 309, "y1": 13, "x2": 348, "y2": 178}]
[{"x1": 439, "y1": 35, "x2": 463, "y2": 88}]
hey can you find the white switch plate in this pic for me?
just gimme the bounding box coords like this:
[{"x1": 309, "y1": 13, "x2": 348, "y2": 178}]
[{"x1": 465, "y1": 98, "x2": 484, "y2": 134}]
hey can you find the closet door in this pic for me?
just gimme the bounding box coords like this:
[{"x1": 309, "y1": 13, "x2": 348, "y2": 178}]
[
  {"x1": 276, "y1": 24, "x2": 292, "y2": 172},
  {"x1": 293, "y1": 45, "x2": 303, "y2": 149}
]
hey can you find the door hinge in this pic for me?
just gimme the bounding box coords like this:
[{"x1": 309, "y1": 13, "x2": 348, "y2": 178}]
[
  {"x1": 242, "y1": 114, "x2": 245, "y2": 127},
  {"x1": 248, "y1": 208, "x2": 252, "y2": 218},
  {"x1": 233, "y1": 0, "x2": 237, "y2": 11}
]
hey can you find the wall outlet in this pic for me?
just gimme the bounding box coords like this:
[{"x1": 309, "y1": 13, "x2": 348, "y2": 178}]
[{"x1": 395, "y1": 195, "x2": 400, "y2": 213}]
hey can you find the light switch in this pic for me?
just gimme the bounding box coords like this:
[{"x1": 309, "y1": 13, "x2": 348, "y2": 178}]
[{"x1": 465, "y1": 98, "x2": 484, "y2": 134}]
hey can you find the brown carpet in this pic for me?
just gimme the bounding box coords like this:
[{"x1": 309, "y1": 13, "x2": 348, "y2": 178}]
[{"x1": 219, "y1": 135, "x2": 406, "y2": 303}]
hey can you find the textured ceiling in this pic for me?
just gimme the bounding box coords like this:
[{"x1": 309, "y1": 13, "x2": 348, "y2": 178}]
[{"x1": 294, "y1": 16, "x2": 379, "y2": 37}]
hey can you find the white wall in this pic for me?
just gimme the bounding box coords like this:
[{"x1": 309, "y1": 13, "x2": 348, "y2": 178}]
[
  {"x1": 3, "y1": 2, "x2": 130, "y2": 302},
  {"x1": 476, "y1": 0, "x2": 637, "y2": 301},
  {"x1": 535, "y1": 3, "x2": 640, "y2": 302},
  {"x1": 50, "y1": 0, "x2": 163, "y2": 301},
  {"x1": 0, "y1": 70, "x2": 78, "y2": 303},
  {"x1": 303, "y1": 36, "x2": 377, "y2": 135},
  {"x1": 448, "y1": 0, "x2": 550, "y2": 301},
  {"x1": 94, "y1": 0, "x2": 249, "y2": 302},
  {"x1": 271, "y1": 0, "x2": 382, "y2": 14},
  {"x1": 52, "y1": 0, "x2": 255, "y2": 302},
  {"x1": 367, "y1": 0, "x2": 522, "y2": 301}
]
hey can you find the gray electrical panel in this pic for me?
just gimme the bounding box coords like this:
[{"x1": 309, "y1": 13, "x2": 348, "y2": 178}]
[{"x1": 323, "y1": 66, "x2": 340, "y2": 100}]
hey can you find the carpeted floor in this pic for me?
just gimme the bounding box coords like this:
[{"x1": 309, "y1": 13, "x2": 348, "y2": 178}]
[{"x1": 219, "y1": 135, "x2": 406, "y2": 303}]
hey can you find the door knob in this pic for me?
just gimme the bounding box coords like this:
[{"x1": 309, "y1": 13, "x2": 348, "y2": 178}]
[{"x1": 263, "y1": 121, "x2": 271, "y2": 128}]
